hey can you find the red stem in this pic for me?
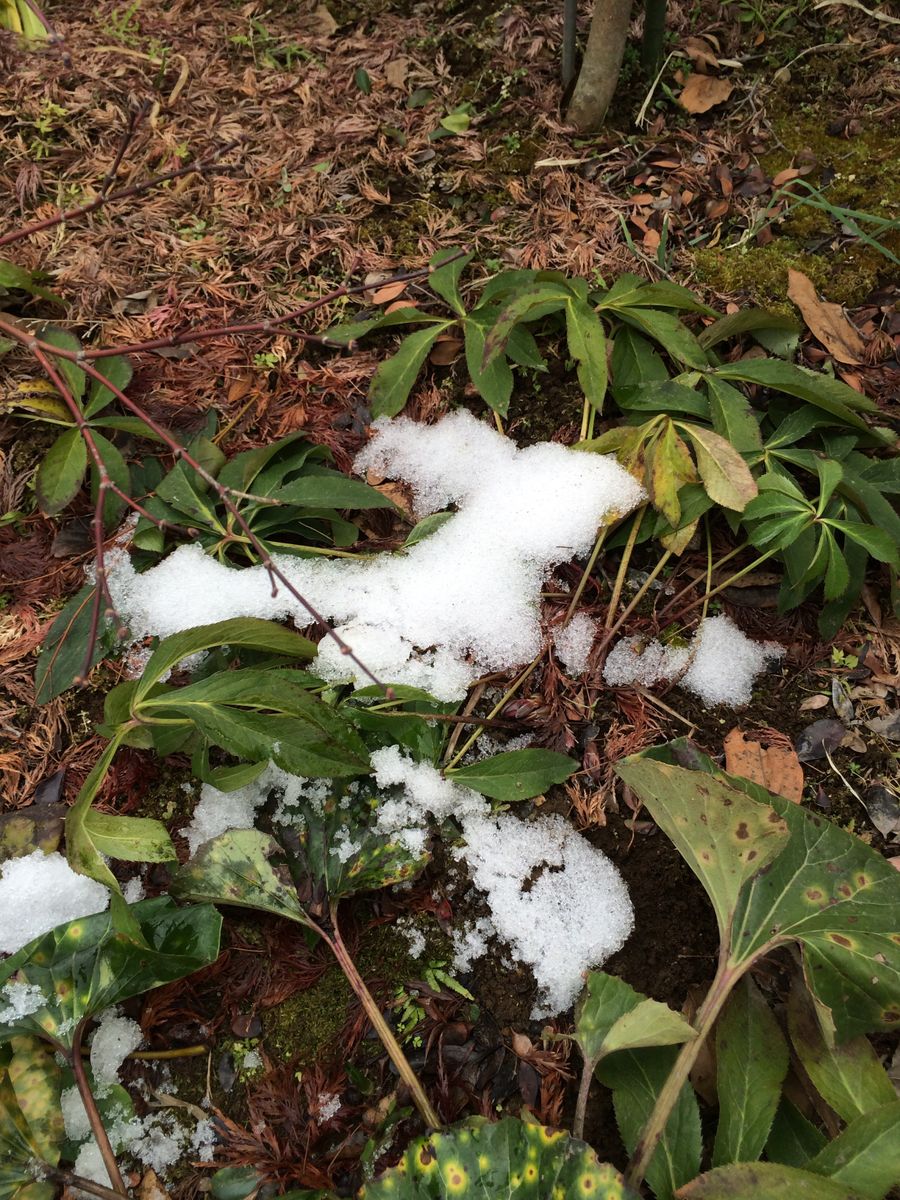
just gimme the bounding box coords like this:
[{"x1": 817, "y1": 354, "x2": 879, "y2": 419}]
[{"x1": 71, "y1": 1020, "x2": 128, "y2": 1196}]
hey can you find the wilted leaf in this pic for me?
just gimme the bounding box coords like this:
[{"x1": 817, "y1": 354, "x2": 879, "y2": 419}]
[
  {"x1": 679, "y1": 424, "x2": 757, "y2": 512},
  {"x1": 787, "y1": 271, "x2": 865, "y2": 366},
  {"x1": 678, "y1": 74, "x2": 733, "y2": 113},
  {"x1": 0, "y1": 807, "x2": 64, "y2": 865},
  {"x1": 795, "y1": 719, "x2": 846, "y2": 763},
  {"x1": 723, "y1": 728, "x2": 803, "y2": 803},
  {"x1": 171, "y1": 830, "x2": 309, "y2": 925},
  {"x1": 677, "y1": 1161, "x2": 866, "y2": 1198},
  {"x1": 6, "y1": 1039, "x2": 63, "y2": 1164}
]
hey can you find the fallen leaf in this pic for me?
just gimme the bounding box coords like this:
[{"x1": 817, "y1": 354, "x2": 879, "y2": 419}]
[
  {"x1": 724, "y1": 727, "x2": 804, "y2": 802},
  {"x1": 800, "y1": 694, "x2": 830, "y2": 711},
  {"x1": 772, "y1": 167, "x2": 801, "y2": 187},
  {"x1": 429, "y1": 336, "x2": 463, "y2": 365},
  {"x1": 861, "y1": 785, "x2": 900, "y2": 838},
  {"x1": 678, "y1": 74, "x2": 733, "y2": 114},
  {"x1": 372, "y1": 280, "x2": 408, "y2": 304},
  {"x1": 865, "y1": 711, "x2": 900, "y2": 741},
  {"x1": 787, "y1": 269, "x2": 865, "y2": 364},
  {"x1": 139, "y1": 1171, "x2": 170, "y2": 1200},
  {"x1": 385, "y1": 58, "x2": 408, "y2": 88},
  {"x1": 796, "y1": 718, "x2": 846, "y2": 763},
  {"x1": 310, "y1": 4, "x2": 337, "y2": 35},
  {"x1": 682, "y1": 36, "x2": 720, "y2": 73}
]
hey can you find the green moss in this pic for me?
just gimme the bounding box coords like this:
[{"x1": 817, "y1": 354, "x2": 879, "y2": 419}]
[
  {"x1": 135, "y1": 766, "x2": 196, "y2": 824},
  {"x1": 260, "y1": 919, "x2": 450, "y2": 1065}
]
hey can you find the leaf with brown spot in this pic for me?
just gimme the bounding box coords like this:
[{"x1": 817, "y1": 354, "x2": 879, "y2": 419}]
[
  {"x1": 724, "y1": 728, "x2": 804, "y2": 804},
  {"x1": 787, "y1": 270, "x2": 866, "y2": 365},
  {"x1": 678, "y1": 74, "x2": 734, "y2": 113}
]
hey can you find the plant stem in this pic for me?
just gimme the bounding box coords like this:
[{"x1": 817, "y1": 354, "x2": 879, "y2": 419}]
[
  {"x1": 680, "y1": 547, "x2": 779, "y2": 617},
  {"x1": 602, "y1": 546, "x2": 672, "y2": 646},
  {"x1": 701, "y1": 515, "x2": 714, "y2": 622},
  {"x1": 443, "y1": 654, "x2": 542, "y2": 769},
  {"x1": 46, "y1": 1167, "x2": 128, "y2": 1200},
  {"x1": 327, "y1": 907, "x2": 440, "y2": 1129},
  {"x1": 655, "y1": 541, "x2": 747, "y2": 621},
  {"x1": 624, "y1": 953, "x2": 746, "y2": 1192},
  {"x1": 573, "y1": 1052, "x2": 599, "y2": 1140},
  {"x1": 641, "y1": 0, "x2": 668, "y2": 74},
  {"x1": 564, "y1": 525, "x2": 610, "y2": 624},
  {"x1": 70, "y1": 1019, "x2": 128, "y2": 1196},
  {"x1": 604, "y1": 505, "x2": 646, "y2": 628}
]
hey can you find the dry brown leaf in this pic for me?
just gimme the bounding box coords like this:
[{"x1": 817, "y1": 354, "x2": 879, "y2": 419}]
[
  {"x1": 139, "y1": 1172, "x2": 170, "y2": 1200},
  {"x1": 429, "y1": 336, "x2": 463, "y2": 365},
  {"x1": 679, "y1": 74, "x2": 733, "y2": 114},
  {"x1": 310, "y1": 4, "x2": 337, "y2": 35},
  {"x1": 682, "y1": 36, "x2": 720, "y2": 73},
  {"x1": 724, "y1": 727, "x2": 804, "y2": 803},
  {"x1": 372, "y1": 280, "x2": 408, "y2": 304},
  {"x1": 772, "y1": 167, "x2": 801, "y2": 187},
  {"x1": 800, "y1": 694, "x2": 830, "y2": 711},
  {"x1": 384, "y1": 58, "x2": 409, "y2": 88},
  {"x1": 787, "y1": 269, "x2": 865, "y2": 364}
]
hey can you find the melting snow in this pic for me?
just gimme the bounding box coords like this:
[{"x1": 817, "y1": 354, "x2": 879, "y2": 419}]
[
  {"x1": 90, "y1": 1009, "x2": 143, "y2": 1095},
  {"x1": 553, "y1": 612, "x2": 598, "y2": 675},
  {"x1": 107, "y1": 411, "x2": 644, "y2": 700},
  {"x1": 0, "y1": 851, "x2": 110, "y2": 955},
  {"x1": 604, "y1": 615, "x2": 783, "y2": 708}
]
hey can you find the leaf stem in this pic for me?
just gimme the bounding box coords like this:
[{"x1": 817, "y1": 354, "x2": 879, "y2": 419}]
[
  {"x1": 564, "y1": 525, "x2": 610, "y2": 625},
  {"x1": 327, "y1": 906, "x2": 440, "y2": 1129},
  {"x1": 604, "y1": 505, "x2": 646, "y2": 628},
  {"x1": 70, "y1": 1018, "x2": 128, "y2": 1196},
  {"x1": 443, "y1": 653, "x2": 542, "y2": 769},
  {"x1": 624, "y1": 953, "x2": 746, "y2": 1192}
]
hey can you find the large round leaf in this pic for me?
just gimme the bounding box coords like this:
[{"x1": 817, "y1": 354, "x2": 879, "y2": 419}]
[{"x1": 359, "y1": 1116, "x2": 638, "y2": 1198}]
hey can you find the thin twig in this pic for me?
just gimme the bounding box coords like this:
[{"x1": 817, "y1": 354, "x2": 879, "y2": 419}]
[
  {"x1": 0, "y1": 141, "x2": 240, "y2": 250},
  {"x1": 99, "y1": 103, "x2": 150, "y2": 198}
]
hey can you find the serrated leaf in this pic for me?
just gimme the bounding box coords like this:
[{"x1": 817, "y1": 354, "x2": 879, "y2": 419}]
[
  {"x1": 369, "y1": 322, "x2": 454, "y2": 418},
  {"x1": 647, "y1": 422, "x2": 696, "y2": 527},
  {"x1": 787, "y1": 984, "x2": 895, "y2": 1123},
  {"x1": 428, "y1": 248, "x2": 472, "y2": 315},
  {"x1": 90, "y1": 430, "x2": 131, "y2": 529},
  {"x1": 765, "y1": 1098, "x2": 827, "y2": 1168},
  {"x1": 446, "y1": 749, "x2": 577, "y2": 801},
  {"x1": 676, "y1": 1161, "x2": 866, "y2": 1198},
  {"x1": 0, "y1": 261, "x2": 61, "y2": 304},
  {"x1": 0, "y1": 898, "x2": 221, "y2": 1051},
  {"x1": 565, "y1": 296, "x2": 607, "y2": 411},
  {"x1": 611, "y1": 327, "x2": 670, "y2": 403},
  {"x1": 172, "y1": 829, "x2": 310, "y2": 924},
  {"x1": 705, "y1": 377, "x2": 763, "y2": 453},
  {"x1": 0, "y1": 1071, "x2": 48, "y2": 1200},
  {"x1": 805, "y1": 1102, "x2": 900, "y2": 1199},
  {"x1": 615, "y1": 308, "x2": 709, "y2": 369},
  {"x1": 482, "y1": 283, "x2": 569, "y2": 369},
  {"x1": 698, "y1": 310, "x2": 801, "y2": 351},
  {"x1": 362, "y1": 1115, "x2": 638, "y2": 1199},
  {"x1": 35, "y1": 429, "x2": 87, "y2": 515},
  {"x1": 599, "y1": 1046, "x2": 702, "y2": 1200},
  {"x1": 576, "y1": 972, "x2": 696, "y2": 1072},
  {"x1": 35, "y1": 326, "x2": 85, "y2": 405},
  {"x1": 34, "y1": 584, "x2": 116, "y2": 704},
  {"x1": 712, "y1": 976, "x2": 789, "y2": 1166},
  {"x1": 825, "y1": 519, "x2": 898, "y2": 564},
  {"x1": 83, "y1": 355, "x2": 132, "y2": 418},
  {"x1": 463, "y1": 310, "x2": 514, "y2": 416},
  {"x1": 714, "y1": 360, "x2": 877, "y2": 430},
  {"x1": 679, "y1": 423, "x2": 758, "y2": 512}
]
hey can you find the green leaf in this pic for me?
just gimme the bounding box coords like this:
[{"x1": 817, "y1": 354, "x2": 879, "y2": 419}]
[
  {"x1": 617, "y1": 380, "x2": 711, "y2": 420},
  {"x1": 446, "y1": 749, "x2": 577, "y2": 801},
  {"x1": 90, "y1": 430, "x2": 131, "y2": 529},
  {"x1": 705, "y1": 377, "x2": 763, "y2": 453},
  {"x1": 135, "y1": 619, "x2": 316, "y2": 700},
  {"x1": 676, "y1": 1161, "x2": 867, "y2": 1199},
  {"x1": 354, "y1": 67, "x2": 371, "y2": 93},
  {"x1": 565, "y1": 296, "x2": 607, "y2": 411},
  {"x1": 613, "y1": 758, "x2": 790, "y2": 943},
  {"x1": 35, "y1": 326, "x2": 85, "y2": 405},
  {"x1": 698, "y1": 310, "x2": 801, "y2": 352},
  {"x1": 599, "y1": 1047, "x2": 702, "y2": 1200},
  {"x1": 155, "y1": 461, "x2": 221, "y2": 528},
  {"x1": 362, "y1": 1115, "x2": 638, "y2": 1199},
  {"x1": 464, "y1": 310, "x2": 514, "y2": 416},
  {"x1": 0, "y1": 260, "x2": 61, "y2": 304},
  {"x1": 83, "y1": 355, "x2": 132, "y2": 418},
  {"x1": 172, "y1": 829, "x2": 310, "y2": 924},
  {"x1": 825, "y1": 519, "x2": 898, "y2": 565},
  {"x1": 268, "y1": 473, "x2": 397, "y2": 510},
  {"x1": 575, "y1": 972, "x2": 695, "y2": 1075},
  {"x1": 369, "y1": 322, "x2": 454, "y2": 418},
  {"x1": 647, "y1": 422, "x2": 696, "y2": 527},
  {"x1": 714, "y1": 360, "x2": 878, "y2": 430},
  {"x1": 428, "y1": 248, "x2": 472, "y2": 315},
  {"x1": 81, "y1": 810, "x2": 176, "y2": 863},
  {"x1": 806, "y1": 1102, "x2": 900, "y2": 1199},
  {"x1": 34, "y1": 429, "x2": 87, "y2": 515},
  {"x1": 401, "y1": 511, "x2": 453, "y2": 548},
  {"x1": 611, "y1": 327, "x2": 670, "y2": 402},
  {"x1": 0, "y1": 898, "x2": 221, "y2": 1050},
  {"x1": 615, "y1": 308, "x2": 709, "y2": 369},
  {"x1": 598, "y1": 277, "x2": 715, "y2": 314},
  {"x1": 765, "y1": 1098, "x2": 827, "y2": 1168},
  {"x1": 787, "y1": 984, "x2": 895, "y2": 1124},
  {"x1": 712, "y1": 976, "x2": 789, "y2": 1166},
  {"x1": 482, "y1": 283, "x2": 569, "y2": 369},
  {"x1": 679, "y1": 423, "x2": 758, "y2": 512},
  {"x1": 34, "y1": 584, "x2": 116, "y2": 704},
  {"x1": 6, "y1": 1038, "x2": 63, "y2": 1168}
]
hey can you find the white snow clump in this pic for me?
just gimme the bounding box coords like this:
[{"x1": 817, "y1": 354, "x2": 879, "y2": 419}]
[
  {"x1": 106, "y1": 411, "x2": 644, "y2": 700},
  {"x1": 90, "y1": 1009, "x2": 143, "y2": 1095},
  {"x1": 0, "y1": 980, "x2": 45, "y2": 1023},
  {"x1": 604, "y1": 614, "x2": 783, "y2": 708},
  {"x1": 0, "y1": 851, "x2": 110, "y2": 955},
  {"x1": 553, "y1": 612, "x2": 598, "y2": 675},
  {"x1": 369, "y1": 746, "x2": 633, "y2": 1017}
]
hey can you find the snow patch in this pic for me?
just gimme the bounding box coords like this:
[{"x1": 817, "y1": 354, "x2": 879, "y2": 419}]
[
  {"x1": 0, "y1": 980, "x2": 45, "y2": 1023},
  {"x1": 107, "y1": 411, "x2": 644, "y2": 700},
  {"x1": 604, "y1": 615, "x2": 783, "y2": 708},
  {"x1": 0, "y1": 851, "x2": 110, "y2": 955},
  {"x1": 90, "y1": 1009, "x2": 143, "y2": 1095},
  {"x1": 553, "y1": 613, "x2": 598, "y2": 675}
]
